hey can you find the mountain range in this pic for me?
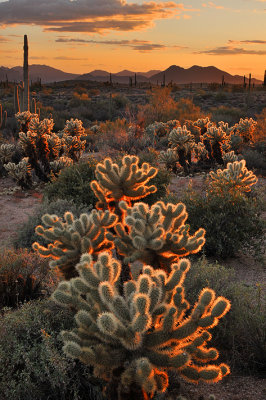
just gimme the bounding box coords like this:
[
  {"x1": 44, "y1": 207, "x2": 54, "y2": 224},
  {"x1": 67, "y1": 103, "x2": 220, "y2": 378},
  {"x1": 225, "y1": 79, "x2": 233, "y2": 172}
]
[{"x1": 0, "y1": 64, "x2": 262, "y2": 85}]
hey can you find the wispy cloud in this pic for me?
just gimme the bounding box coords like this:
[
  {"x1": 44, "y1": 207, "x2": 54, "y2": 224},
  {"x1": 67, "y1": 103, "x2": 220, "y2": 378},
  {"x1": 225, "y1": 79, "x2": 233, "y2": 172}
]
[
  {"x1": 201, "y1": 2, "x2": 224, "y2": 10},
  {"x1": 0, "y1": 35, "x2": 10, "y2": 42},
  {"x1": 228, "y1": 39, "x2": 266, "y2": 45},
  {"x1": 197, "y1": 45, "x2": 266, "y2": 55},
  {"x1": 55, "y1": 37, "x2": 186, "y2": 52},
  {"x1": 0, "y1": 0, "x2": 187, "y2": 33}
]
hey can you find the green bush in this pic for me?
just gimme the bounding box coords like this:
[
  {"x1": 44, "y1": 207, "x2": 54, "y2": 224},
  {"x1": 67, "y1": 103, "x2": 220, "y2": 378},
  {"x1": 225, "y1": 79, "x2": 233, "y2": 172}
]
[
  {"x1": 163, "y1": 188, "x2": 265, "y2": 259},
  {"x1": 185, "y1": 258, "x2": 266, "y2": 374},
  {"x1": 241, "y1": 148, "x2": 266, "y2": 176},
  {"x1": 0, "y1": 249, "x2": 53, "y2": 308},
  {"x1": 13, "y1": 199, "x2": 89, "y2": 250},
  {"x1": 43, "y1": 159, "x2": 97, "y2": 206},
  {"x1": 0, "y1": 299, "x2": 104, "y2": 400}
]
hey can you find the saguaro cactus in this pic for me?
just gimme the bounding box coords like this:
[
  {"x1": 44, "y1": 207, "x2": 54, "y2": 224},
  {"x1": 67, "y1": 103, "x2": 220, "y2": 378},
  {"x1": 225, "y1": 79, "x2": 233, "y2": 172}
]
[
  {"x1": 52, "y1": 253, "x2": 230, "y2": 400},
  {"x1": 23, "y1": 34, "x2": 29, "y2": 112}
]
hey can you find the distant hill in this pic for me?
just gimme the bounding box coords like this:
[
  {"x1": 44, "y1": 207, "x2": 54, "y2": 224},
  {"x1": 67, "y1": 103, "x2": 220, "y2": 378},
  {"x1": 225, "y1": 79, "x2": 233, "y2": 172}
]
[
  {"x1": 150, "y1": 65, "x2": 262, "y2": 85},
  {"x1": 0, "y1": 64, "x2": 262, "y2": 84},
  {"x1": 0, "y1": 65, "x2": 79, "y2": 83}
]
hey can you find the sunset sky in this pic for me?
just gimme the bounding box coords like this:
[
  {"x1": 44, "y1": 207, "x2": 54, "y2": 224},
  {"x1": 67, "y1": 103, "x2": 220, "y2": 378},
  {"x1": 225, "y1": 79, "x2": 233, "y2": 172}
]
[{"x1": 0, "y1": 0, "x2": 265, "y2": 79}]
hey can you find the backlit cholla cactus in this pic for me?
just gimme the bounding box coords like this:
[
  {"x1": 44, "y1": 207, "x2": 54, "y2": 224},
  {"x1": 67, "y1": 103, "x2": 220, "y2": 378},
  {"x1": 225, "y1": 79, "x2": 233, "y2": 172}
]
[
  {"x1": 203, "y1": 126, "x2": 229, "y2": 165},
  {"x1": 63, "y1": 118, "x2": 85, "y2": 137},
  {"x1": 4, "y1": 157, "x2": 32, "y2": 189},
  {"x1": 19, "y1": 117, "x2": 53, "y2": 180},
  {"x1": 218, "y1": 121, "x2": 234, "y2": 136},
  {"x1": 52, "y1": 253, "x2": 230, "y2": 400},
  {"x1": 233, "y1": 118, "x2": 257, "y2": 143},
  {"x1": 15, "y1": 111, "x2": 38, "y2": 133},
  {"x1": 90, "y1": 155, "x2": 157, "y2": 211},
  {"x1": 33, "y1": 210, "x2": 117, "y2": 279},
  {"x1": 168, "y1": 126, "x2": 195, "y2": 174},
  {"x1": 209, "y1": 160, "x2": 257, "y2": 197},
  {"x1": 62, "y1": 118, "x2": 86, "y2": 161},
  {"x1": 49, "y1": 156, "x2": 73, "y2": 177},
  {"x1": 184, "y1": 120, "x2": 201, "y2": 143},
  {"x1": 0, "y1": 144, "x2": 16, "y2": 165},
  {"x1": 145, "y1": 122, "x2": 168, "y2": 138},
  {"x1": 222, "y1": 151, "x2": 238, "y2": 165},
  {"x1": 47, "y1": 133, "x2": 64, "y2": 160},
  {"x1": 165, "y1": 119, "x2": 180, "y2": 131},
  {"x1": 107, "y1": 201, "x2": 205, "y2": 271},
  {"x1": 159, "y1": 149, "x2": 179, "y2": 172},
  {"x1": 194, "y1": 117, "x2": 210, "y2": 134},
  {"x1": 193, "y1": 142, "x2": 208, "y2": 163}
]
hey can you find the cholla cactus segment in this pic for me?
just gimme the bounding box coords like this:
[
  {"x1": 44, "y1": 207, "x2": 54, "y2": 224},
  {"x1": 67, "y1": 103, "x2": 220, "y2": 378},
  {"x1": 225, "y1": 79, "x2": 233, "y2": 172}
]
[
  {"x1": 0, "y1": 144, "x2": 16, "y2": 164},
  {"x1": 159, "y1": 149, "x2": 178, "y2": 170},
  {"x1": 184, "y1": 120, "x2": 201, "y2": 141},
  {"x1": 168, "y1": 126, "x2": 194, "y2": 150},
  {"x1": 33, "y1": 210, "x2": 118, "y2": 279},
  {"x1": 90, "y1": 155, "x2": 158, "y2": 210},
  {"x1": 222, "y1": 151, "x2": 238, "y2": 164},
  {"x1": 108, "y1": 201, "x2": 205, "y2": 270},
  {"x1": 218, "y1": 121, "x2": 234, "y2": 136},
  {"x1": 49, "y1": 156, "x2": 73, "y2": 175},
  {"x1": 63, "y1": 118, "x2": 85, "y2": 137},
  {"x1": 52, "y1": 253, "x2": 230, "y2": 398},
  {"x1": 4, "y1": 157, "x2": 32, "y2": 189},
  {"x1": 62, "y1": 134, "x2": 86, "y2": 162},
  {"x1": 209, "y1": 160, "x2": 258, "y2": 196}
]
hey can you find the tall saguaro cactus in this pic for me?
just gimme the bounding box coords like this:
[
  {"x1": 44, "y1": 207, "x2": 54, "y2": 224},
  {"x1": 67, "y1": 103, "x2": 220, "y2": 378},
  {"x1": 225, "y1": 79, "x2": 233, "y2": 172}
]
[
  {"x1": 23, "y1": 35, "x2": 29, "y2": 112},
  {"x1": 14, "y1": 35, "x2": 30, "y2": 113}
]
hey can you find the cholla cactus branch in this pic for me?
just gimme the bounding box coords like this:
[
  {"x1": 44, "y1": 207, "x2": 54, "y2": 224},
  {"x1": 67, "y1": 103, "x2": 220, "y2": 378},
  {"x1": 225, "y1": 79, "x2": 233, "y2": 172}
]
[
  {"x1": 168, "y1": 127, "x2": 195, "y2": 174},
  {"x1": 52, "y1": 253, "x2": 230, "y2": 399},
  {"x1": 108, "y1": 201, "x2": 205, "y2": 271},
  {"x1": 33, "y1": 210, "x2": 118, "y2": 279},
  {"x1": 0, "y1": 144, "x2": 16, "y2": 165},
  {"x1": 203, "y1": 126, "x2": 228, "y2": 165},
  {"x1": 91, "y1": 155, "x2": 157, "y2": 211}
]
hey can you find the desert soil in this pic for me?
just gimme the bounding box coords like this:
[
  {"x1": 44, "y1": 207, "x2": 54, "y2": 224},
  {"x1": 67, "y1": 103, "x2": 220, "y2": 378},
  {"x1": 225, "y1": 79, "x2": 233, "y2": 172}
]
[{"x1": 0, "y1": 172, "x2": 265, "y2": 400}]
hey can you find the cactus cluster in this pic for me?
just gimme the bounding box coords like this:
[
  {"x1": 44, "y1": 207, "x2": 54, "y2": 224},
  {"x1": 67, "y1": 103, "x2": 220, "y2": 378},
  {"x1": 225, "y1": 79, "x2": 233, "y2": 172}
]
[
  {"x1": 52, "y1": 253, "x2": 230, "y2": 400},
  {"x1": 4, "y1": 113, "x2": 86, "y2": 187},
  {"x1": 33, "y1": 154, "x2": 230, "y2": 399}
]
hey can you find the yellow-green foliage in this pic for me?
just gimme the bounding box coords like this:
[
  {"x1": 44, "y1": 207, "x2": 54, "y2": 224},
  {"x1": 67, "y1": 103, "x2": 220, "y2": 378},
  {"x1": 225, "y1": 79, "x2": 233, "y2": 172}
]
[
  {"x1": 209, "y1": 159, "x2": 257, "y2": 196},
  {"x1": 52, "y1": 253, "x2": 230, "y2": 398},
  {"x1": 108, "y1": 201, "x2": 205, "y2": 270},
  {"x1": 33, "y1": 210, "x2": 117, "y2": 279},
  {"x1": 90, "y1": 155, "x2": 157, "y2": 210}
]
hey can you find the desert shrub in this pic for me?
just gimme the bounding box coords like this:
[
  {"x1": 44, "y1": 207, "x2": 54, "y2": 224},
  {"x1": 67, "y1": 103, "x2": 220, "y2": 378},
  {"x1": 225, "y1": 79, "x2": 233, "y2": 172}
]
[
  {"x1": 14, "y1": 199, "x2": 89, "y2": 250},
  {"x1": 174, "y1": 98, "x2": 203, "y2": 124},
  {"x1": 185, "y1": 258, "x2": 266, "y2": 374},
  {"x1": 180, "y1": 189, "x2": 264, "y2": 259},
  {"x1": 0, "y1": 249, "x2": 53, "y2": 308},
  {"x1": 43, "y1": 159, "x2": 97, "y2": 207},
  {"x1": 211, "y1": 106, "x2": 244, "y2": 125},
  {"x1": 0, "y1": 299, "x2": 103, "y2": 400},
  {"x1": 241, "y1": 148, "x2": 266, "y2": 176}
]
